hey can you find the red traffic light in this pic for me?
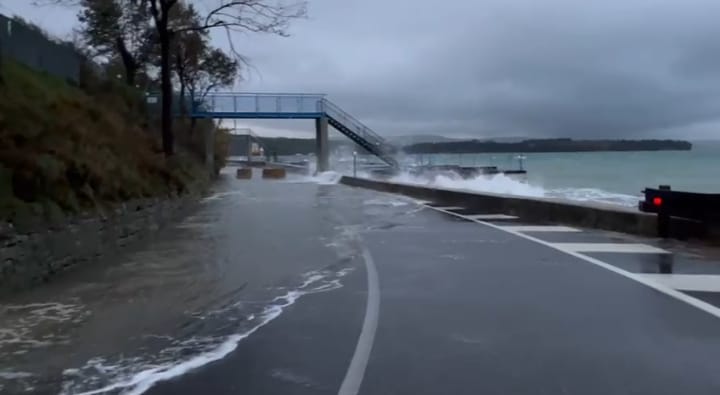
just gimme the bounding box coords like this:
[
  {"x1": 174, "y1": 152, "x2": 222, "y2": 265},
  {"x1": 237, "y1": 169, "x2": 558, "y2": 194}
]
[{"x1": 653, "y1": 197, "x2": 663, "y2": 206}]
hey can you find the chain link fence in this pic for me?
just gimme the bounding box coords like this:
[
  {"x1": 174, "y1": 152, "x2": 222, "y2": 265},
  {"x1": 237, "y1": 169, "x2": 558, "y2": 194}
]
[{"x1": 0, "y1": 13, "x2": 81, "y2": 83}]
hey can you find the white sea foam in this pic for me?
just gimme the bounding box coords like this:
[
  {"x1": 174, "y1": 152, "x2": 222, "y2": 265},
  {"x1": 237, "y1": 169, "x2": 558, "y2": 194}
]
[
  {"x1": 60, "y1": 268, "x2": 352, "y2": 395},
  {"x1": 299, "y1": 272, "x2": 328, "y2": 289},
  {"x1": 363, "y1": 198, "x2": 409, "y2": 207},
  {"x1": 389, "y1": 172, "x2": 546, "y2": 197},
  {"x1": 285, "y1": 170, "x2": 342, "y2": 185},
  {"x1": 200, "y1": 190, "x2": 248, "y2": 203},
  {"x1": 380, "y1": 171, "x2": 638, "y2": 207},
  {"x1": 0, "y1": 371, "x2": 32, "y2": 380},
  {"x1": 0, "y1": 370, "x2": 34, "y2": 394},
  {"x1": 309, "y1": 171, "x2": 343, "y2": 185},
  {"x1": 545, "y1": 188, "x2": 639, "y2": 207},
  {"x1": 0, "y1": 302, "x2": 89, "y2": 350}
]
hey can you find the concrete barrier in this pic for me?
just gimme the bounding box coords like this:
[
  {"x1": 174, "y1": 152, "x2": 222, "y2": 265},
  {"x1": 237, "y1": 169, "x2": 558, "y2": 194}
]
[
  {"x1": 262, "y1": 167, "x2": 287, "y2": 179},
  {"x1": 236, "y1": 168, "x2": 252, "y2": 179},
  {"x1": 267, "y1": 162, "x2": 310, "y2": 175},
  {"x1": 340, "y1": 176, "x2": 705, "y2": 239}
]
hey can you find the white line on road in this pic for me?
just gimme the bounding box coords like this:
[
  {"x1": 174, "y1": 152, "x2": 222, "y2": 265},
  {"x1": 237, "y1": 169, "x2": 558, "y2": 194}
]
[
  {"x1": 638, "y1": 274, "x2": 720, "y2": 292},
  {"x1": 338, "y1": 240, "x2": 381, "y2": 395},
  {"x1": 431, "y1": 206, "x2": 466, "y2": 211},
  {"x1": 466, "y1": 214, "x2": 519, "y2": 220},
  {"x1": 550, "y1": 242, "x2": 670, "y2": 254},
  {"x1": 424, "y1": 205, "x2": 720, "y2": 320},
  {"x1": 499, "y1": 225, "x2": 580, "y2": 232}
]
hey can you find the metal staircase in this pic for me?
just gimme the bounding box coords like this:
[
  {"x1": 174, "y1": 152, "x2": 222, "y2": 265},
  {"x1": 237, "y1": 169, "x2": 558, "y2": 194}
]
[
  {"x1": 320, "y1": 99, "x2": 399, "y2": 168},
  {"x1": 186, "y1": 93, "x2": 399, "y2": 168}
]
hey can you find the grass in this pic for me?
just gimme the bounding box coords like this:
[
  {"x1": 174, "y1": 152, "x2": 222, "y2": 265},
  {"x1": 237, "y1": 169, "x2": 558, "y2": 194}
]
[{"x1": 0, "y1": 60, "x2": 214, "y2": 226}]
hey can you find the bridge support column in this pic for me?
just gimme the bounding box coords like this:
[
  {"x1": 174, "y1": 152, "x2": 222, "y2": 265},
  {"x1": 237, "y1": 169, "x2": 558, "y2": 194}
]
[
  {"x1": 204, "y1": 123, "x2": 215, "y2": 177},
  {"x1": 246, "y1": 134, "x2": 253, "y2": 164},
  {"x1": 315, "y1": 115, "x2": 329, "y2": 172}
]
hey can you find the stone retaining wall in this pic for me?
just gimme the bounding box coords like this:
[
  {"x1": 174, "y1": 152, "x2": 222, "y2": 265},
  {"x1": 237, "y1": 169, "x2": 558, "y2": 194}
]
[{"x1": 0, "y1": 195, "x2": 198, "y2": 293}]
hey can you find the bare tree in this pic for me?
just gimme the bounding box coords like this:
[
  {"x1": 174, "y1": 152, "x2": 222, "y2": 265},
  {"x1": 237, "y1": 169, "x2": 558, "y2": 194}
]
[
  {"x1": 36, "y1": 0, "x2": 306, "y2": 157},
  {"x1": 187, "y1": 48, "x2": 238, "y2": 132},
  {"x1": 144, "y1": 0, "x2": 306, "y2": 157},
  {"x1": 169, "y1": 2, "x2": 207, "y2": 116}
]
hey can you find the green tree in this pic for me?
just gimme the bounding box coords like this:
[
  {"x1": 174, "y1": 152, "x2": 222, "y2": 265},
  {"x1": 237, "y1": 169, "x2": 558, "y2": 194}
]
[{"x1": 76, "y1": 0, "x2": 153, "y2": 86}]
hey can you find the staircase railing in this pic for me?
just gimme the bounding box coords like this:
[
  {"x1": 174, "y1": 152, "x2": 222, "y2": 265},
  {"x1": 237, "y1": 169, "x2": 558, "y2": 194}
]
[
  {"x1": 185, "y1": 92, "x2": 398, "y2": 167},
  {"x1": 321, "y1": 99, "x2": 396, "y2": 158}
]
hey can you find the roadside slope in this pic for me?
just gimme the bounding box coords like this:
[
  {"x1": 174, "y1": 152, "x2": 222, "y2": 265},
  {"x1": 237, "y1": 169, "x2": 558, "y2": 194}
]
[{"x1": 0, "y1": 60, "x2": 212, "y2": 227}]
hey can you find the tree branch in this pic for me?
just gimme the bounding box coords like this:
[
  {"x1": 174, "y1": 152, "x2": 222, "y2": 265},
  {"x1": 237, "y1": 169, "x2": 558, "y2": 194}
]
[
  {"x1": 147, "y1": 0, "x2": 160, "y2": 24},
  {"x1": 172, "y1": 0, "x2": 306, "y2": 35}
]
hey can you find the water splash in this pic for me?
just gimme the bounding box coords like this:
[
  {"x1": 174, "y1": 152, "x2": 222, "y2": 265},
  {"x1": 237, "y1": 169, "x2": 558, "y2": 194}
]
[
  {"x1": 59, "y1": 268, "x2": 352, "y2": 395},
  {"x1": 545, "y1": 188, "x2": 639, "y2": 207},
  {"x1": 0, "y1": 302, "x2": 90, "y2": 350},
  {"x1": 379, "y1": 170, "x2": 638, "y2": 207},
  {"x1": 363, "y1": 198, "x2": 409, "y2": 207},
  {"x1": 293, "y1": 171, "x2": 342, "y2": 185},
  {"x1": 389, "y1": 172, "x2": 546, "y2": 197}
]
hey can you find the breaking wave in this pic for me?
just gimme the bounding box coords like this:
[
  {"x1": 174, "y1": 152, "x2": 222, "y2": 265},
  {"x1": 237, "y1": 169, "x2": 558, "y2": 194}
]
[{"x1": 383, "y1": 171, "x2": 637, "y2": 207}]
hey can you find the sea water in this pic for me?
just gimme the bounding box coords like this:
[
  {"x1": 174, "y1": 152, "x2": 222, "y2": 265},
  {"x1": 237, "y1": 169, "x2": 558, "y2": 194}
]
[{"x1": 347, "y1": 141, "x2": 720, "y2": 207}]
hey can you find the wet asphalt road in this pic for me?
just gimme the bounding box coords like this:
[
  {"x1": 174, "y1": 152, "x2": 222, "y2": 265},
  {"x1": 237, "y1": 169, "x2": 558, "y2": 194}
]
[{"x1": 3, "y1": 169, "x2": 720, "y2": 394}]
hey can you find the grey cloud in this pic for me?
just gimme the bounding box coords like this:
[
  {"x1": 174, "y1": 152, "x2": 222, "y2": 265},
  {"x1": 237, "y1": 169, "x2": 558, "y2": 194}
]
[{"x1": 12, "y1": 0, "x2": 720, "y2": 138}]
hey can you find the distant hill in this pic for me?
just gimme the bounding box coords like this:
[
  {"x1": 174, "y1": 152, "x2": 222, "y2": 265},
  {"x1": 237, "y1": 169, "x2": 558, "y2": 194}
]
[
  {"x1": 402, "y1": 138, "x2": 692, "y2": 154},
  {"x1": 230, "y1": 136, "x2": 692, "y2": 156},
  {"x1": 386, "y1": 135, "x2": 461, "y2": 145},
  {"x1": 228, "y1": 136, "x2": 370, "y2": 156}
]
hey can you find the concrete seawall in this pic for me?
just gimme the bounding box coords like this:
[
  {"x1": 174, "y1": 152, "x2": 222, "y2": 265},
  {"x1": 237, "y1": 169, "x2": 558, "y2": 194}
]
[{"x1": 340, "y1": 176, "x2": 705, "y2": 239}]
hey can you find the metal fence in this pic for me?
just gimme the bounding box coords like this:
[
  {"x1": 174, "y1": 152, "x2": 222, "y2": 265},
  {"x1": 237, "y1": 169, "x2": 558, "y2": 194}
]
[{"x1": 0, "y1": 14, "x2": 81, "y2": 83}]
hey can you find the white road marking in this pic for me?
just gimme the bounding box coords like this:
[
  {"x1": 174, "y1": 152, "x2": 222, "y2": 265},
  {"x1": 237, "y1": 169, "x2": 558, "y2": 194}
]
[
  {"x1": 551, "y1": 242, "x2": 669, "y2": 254},
  {"x1": 465, "y1": 214, "x2": 519, "y2": 220},
  {"x1": 338, "y1": 241, "x2": 380, "y2": 395},
  {"x1": 499, "y1": 225, "x2": 580, "y2": 232},
  {"x1": 424, "y1": 205, "x2": 720, "y2": 320},
  {"x1": 638, "y1": 274, "x2": 720, "y2": 293},
  {"x1": 431, "y1": 206, "x2": 465, "y2": 211}
]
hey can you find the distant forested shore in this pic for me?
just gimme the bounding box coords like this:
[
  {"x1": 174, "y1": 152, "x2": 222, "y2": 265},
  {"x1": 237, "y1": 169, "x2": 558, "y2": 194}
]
[
  {"x1": 228, "y1": 137, "x2": 693, "y2": 156},
  {"x1": 402, "y1": 139, "x2": 692, "y2": 154}
]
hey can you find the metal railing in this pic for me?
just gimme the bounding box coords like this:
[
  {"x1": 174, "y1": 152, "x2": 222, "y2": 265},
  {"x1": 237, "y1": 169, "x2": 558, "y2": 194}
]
[
  {"x1": 183, "y1": 92, "x2": 398, "y2": 166},
  {"x1": 320, "y1": 99, "x2": 397, "y2": 166},
  {"x1": 320, "y1": 99, "x2": 389, "y2": 148},
  {"x1": 193, "y1": 92, "x2": 326, "y2": 115}
]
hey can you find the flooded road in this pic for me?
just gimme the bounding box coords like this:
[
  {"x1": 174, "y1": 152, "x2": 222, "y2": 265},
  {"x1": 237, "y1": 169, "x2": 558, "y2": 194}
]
[
  {"x1": 0, "y1": 170, "x2": 407, "y2": 394},
  {"x1": 5, "y1": 169, "x2": 720, "y2": 395}
]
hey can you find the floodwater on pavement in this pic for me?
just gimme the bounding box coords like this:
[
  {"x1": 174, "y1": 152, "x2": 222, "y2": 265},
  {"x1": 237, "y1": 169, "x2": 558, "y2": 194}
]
[{"x1": 0, "y1": 169, "x2": 414, "y2": 395}]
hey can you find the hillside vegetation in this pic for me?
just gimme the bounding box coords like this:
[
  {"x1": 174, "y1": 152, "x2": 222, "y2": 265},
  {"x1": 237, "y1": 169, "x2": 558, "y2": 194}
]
[{"x1": 0, "y1": 60, "x2": 224, "y2": 226}]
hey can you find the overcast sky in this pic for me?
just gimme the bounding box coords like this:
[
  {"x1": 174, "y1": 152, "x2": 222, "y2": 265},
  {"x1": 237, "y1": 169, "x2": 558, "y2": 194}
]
[{"x1": 5, "y1": 0, "x2": 720, "y2": 139}]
